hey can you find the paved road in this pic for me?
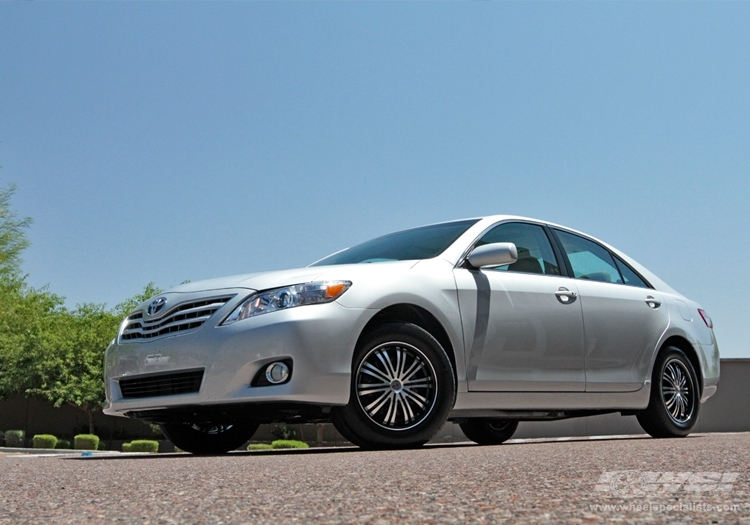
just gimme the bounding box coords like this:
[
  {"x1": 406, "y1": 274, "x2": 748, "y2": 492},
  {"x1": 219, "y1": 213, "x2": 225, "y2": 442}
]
[{"x1": 1, "y1": 433, "x2": 749, "y2": 524}]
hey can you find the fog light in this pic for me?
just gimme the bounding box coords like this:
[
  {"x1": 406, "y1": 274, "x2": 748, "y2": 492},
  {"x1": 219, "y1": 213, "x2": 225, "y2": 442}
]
[{"x1": 265, "y1": 362, "x2": 290, "y2": 384}]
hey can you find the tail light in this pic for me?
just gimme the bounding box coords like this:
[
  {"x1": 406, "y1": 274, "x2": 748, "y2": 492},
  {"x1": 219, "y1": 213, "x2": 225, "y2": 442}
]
[{"x1": 698, "y1": 309, "x2": 713, "y2": 329}]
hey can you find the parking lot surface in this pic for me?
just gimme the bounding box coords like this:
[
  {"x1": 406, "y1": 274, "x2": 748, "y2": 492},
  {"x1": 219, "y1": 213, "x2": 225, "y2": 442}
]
[{"x1": 1, "y1": 433, "x2": 748, "y2": 524}]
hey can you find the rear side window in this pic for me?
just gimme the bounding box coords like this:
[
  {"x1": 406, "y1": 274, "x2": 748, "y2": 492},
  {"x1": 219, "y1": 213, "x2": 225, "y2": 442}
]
[
  {"x1": 614, "y1": 256, "x2": 651, "y2": 288},
  {"x1": 554, "y1": 229, "x2": 651, "y2": 288},
  {"x1": 554, "y1": 230, "x2": 622, "y2": 284},
  {"x1": 476, "y1": 222, "x2": 561, "y2": 275}
]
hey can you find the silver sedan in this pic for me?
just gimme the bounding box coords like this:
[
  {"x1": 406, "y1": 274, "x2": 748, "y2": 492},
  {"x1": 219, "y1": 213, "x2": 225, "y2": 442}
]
[{"x1": 103, "y1": 216, "x2": 720, "y2": 453}]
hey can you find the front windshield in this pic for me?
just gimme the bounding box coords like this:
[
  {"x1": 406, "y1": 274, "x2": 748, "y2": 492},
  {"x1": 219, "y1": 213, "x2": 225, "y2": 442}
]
[{"x1": 311, "y1": 219, "x2": 479, "y2": 266}]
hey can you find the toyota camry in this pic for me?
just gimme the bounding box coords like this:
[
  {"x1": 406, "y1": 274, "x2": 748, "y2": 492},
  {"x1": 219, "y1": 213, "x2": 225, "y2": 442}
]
[{"x1": 103, "y1": 216, "x2": 720, "y2": 453}]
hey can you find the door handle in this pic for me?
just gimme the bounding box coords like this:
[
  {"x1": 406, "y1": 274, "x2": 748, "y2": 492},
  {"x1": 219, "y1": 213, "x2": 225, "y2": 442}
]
[
  {"x1": 555, "y1": 287, "x2": 577, "y2": 304},
  {"x1": 645, "y1": 296, "x2": 661, "y2": 309}
]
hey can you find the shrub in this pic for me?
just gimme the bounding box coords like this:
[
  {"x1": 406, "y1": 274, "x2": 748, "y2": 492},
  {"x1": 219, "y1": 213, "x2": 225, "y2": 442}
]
[
  {"x1": 271, "y1": 439, "x2": 309, "y2": 449},
  {"x1": 97, "y1": 441, "x2": 106, "y2": 451},
  {"x1": 56, "y1": 439, "x2": 71, "y2": 449},
  {"x1": 74, "y1": 434, "x2": 100, "y2": 450},
  {"x1": 129, "y1": 440, "x2": 159, "y2": 453},
  {"x1": 0, "y1": 430, "x2": 4, "y2": 445},
  {"x1": 247, "y1": 443, "x2": 273, "y2": 451},
  {"x1": 122, "y1": 442, "x2": 132, "y2": 452},
  {"x1": 33, "y1": 434, "x2": 58, "y2": 449},
  {"x1": 5, "y1": 430, "x2": 25, "y2": 448}
]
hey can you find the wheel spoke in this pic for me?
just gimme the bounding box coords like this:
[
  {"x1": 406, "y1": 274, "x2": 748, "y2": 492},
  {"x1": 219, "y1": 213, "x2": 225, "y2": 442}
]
[
  {"x1": 385, "y1": 393, "x2": 398, "y2": 425},
  {"x1": 396, "y1": 394, "x2": 414, "y2": 424},
  {"x1": 358, "y1": 385, "x2": 391, "y2": 396},
  {"x1": 362, "y1": 361, "x2": 392, "y2": 383},
  {"x1": 679, "y1": 396, "x2": 687, "y2": 418},
  {"x1": 675, "y1": 367, "x2": 685, "y2": 389},
  {"x1": 402, "y1": 358, "x2": 423, "y2": 382},
  {"x1": 381, "y1": 350, "x2": 398, "y2": 379},
  {"x1": 365, "y1": 390, "x2": 392, "y2": 415},
  {"x1": 403, "y1": 377, "x2": 431, "y2": 387},
  {"x1": 664, "y1": 365, "x2": 677, "y2": 386},
  {"x1": 400, "y1": 393, "x2": 416, "y2": 423},
  {"x1": 402, "y1": 388, "x2": 427, "y2": 409},
  {"x1": 395, "y1": 348, "x2": 405, "y2": 379}
]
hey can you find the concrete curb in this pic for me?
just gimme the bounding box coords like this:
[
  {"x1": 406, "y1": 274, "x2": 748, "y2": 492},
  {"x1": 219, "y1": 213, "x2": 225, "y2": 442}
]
[{"x1": 0, "y1": 446, "x2": 121, "y2": 456}]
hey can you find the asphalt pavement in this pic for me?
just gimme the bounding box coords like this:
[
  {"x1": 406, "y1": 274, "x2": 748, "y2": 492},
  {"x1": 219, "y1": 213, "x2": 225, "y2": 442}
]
[{"x1": 1, "y1": 433, "x2": 749, "y2": 524}]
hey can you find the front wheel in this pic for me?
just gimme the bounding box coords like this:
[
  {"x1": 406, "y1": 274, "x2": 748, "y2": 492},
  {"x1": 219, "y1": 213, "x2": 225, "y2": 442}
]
[
  {"x1": 160, "y1": 421, "x2": 259, "y2": 454},
  {"x1": 332, "y1": 322, "x2": 456, "y2": 449},
  {"x1": 459, "y1": 419, "x2": 518, "y2": 445},
  {"x1": 637, "y1": 346, "x2": 700, "y2": 438}
]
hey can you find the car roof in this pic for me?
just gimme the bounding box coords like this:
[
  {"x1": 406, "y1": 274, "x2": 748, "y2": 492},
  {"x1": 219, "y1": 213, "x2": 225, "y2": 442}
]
[{"x1": 440, "y1": 215, "x2": 677, "y2": 295}]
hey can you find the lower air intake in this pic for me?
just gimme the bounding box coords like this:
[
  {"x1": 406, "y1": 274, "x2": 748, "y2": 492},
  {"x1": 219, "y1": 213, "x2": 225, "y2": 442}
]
[{"x1": 119, "y1": 369, "x2": 204, "y2": 399}]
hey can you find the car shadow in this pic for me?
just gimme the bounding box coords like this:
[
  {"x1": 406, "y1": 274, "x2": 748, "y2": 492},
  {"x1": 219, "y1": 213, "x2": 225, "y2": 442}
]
[{"x1": 61, "y1": 433, "x2": 696, "y2": 460}]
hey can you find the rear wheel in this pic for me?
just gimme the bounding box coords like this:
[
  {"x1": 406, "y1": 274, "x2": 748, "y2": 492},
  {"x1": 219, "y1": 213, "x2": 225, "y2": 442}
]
[
  {"x1": 637, "y1": 346, "x2": 700, "y2": 438},
  {"x1": 332, "y1": 322, "x2": 456, "y2": 449},
  {"x1": 459, "y1": 419, "x2": 518, "y2": 445},
  {"x1": 160, "y1": 420, "x2": 259, "y2": 454}
]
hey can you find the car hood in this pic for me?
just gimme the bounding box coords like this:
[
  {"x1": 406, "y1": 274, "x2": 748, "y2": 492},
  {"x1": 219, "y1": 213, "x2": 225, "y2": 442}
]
[{"x1": 165, "y1": 260, "x2": 421, "y2": 295}]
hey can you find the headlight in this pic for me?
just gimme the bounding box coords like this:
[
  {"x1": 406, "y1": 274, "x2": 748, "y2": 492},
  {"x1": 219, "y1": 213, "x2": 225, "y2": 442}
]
[{"x1": 221, "y1": 280, "x2": 352, "y2": 325}]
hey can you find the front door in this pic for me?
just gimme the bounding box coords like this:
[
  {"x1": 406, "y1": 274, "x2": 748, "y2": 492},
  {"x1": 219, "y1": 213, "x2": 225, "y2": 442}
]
[{"x1": 454, "y1": 221, "x2": 586, "y2": 392}]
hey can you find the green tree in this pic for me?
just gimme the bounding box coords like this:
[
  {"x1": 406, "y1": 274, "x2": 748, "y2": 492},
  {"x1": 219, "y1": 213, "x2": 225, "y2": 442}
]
[
  {"x1": 24, "y1": 303, "x2": 120, "y2": 434},
  {"x1": 0, "y1": 183, "x2": 65, "y2": 404},
  {"x1": 0, "y1": 278, "x2": 65, "y2": 398},
  {"x1": 0, "y1": 181, "x2": 32, "y2": 278}
]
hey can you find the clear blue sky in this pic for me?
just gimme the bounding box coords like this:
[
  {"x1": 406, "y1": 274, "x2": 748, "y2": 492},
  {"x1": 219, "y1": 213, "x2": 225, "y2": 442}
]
[{"x1": 1, "y1": 2, "x2": 748, "y2": 358}]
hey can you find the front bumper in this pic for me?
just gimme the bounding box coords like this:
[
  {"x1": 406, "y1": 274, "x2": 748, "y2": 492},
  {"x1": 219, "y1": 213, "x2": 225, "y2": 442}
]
[{"x1": 104, "y1": 292, "x2": 371, "y2": 419}]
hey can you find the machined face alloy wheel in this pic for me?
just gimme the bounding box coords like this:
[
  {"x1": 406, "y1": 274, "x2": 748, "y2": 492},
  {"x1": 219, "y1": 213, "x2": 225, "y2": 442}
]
[
  {"x1": 356, "y1": 342, "x2": 438, "y2": 431},
  {"x1": 661, "y1": 358, "x2": 696, "y2": 424},
  {"x1": 190, "y1": 423, "x2": 234, "y2": 435}
]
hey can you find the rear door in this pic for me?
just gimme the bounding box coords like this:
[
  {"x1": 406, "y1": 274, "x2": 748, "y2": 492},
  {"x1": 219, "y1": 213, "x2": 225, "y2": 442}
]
[{"x1": 552, "y1": 229, "x2": 669, "y2": 392}]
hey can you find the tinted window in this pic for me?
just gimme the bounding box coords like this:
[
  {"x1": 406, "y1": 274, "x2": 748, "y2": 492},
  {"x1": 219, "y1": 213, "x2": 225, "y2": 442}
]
[
  {"x1": 555, "y1": 230, "x2": 622, "y2": 284},
  {"x1": 614, "y1": 256, "x2": 651, "y2": 288},
  {"x1": 311, "y1": 219, "x2": 480, "y2": 266},
  {"x1": 476, "y1": 222, "x2": 560, "y2": 275}
]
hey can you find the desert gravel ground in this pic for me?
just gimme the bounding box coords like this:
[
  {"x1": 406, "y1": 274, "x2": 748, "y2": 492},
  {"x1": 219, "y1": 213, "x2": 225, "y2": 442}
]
[{"x1": 0, "y1": 433, "x2": 749, "y2": 524}]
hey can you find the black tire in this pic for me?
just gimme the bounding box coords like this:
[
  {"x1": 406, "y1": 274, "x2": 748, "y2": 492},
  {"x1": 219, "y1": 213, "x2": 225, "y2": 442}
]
[
  {"x1": 160, "y1": 420, "x2": 259, "y2": 454},
  {"x1": 330, "y1": 409, "x2": 368, "y2": 448},
  {"x1": 637, "y1": 346, "x2": 700, "y2": 438},
  {"x1": 332, "y1": 322, "x2": 456, "y2": 449},
  {"x1": 459, "y1": 419, "x2": 519, "y2": 445}
]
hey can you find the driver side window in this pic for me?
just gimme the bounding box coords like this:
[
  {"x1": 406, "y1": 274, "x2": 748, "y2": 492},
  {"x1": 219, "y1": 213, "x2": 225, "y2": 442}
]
[{"x1": 476, "y1": 222, "x2": 561, "y2": 275}]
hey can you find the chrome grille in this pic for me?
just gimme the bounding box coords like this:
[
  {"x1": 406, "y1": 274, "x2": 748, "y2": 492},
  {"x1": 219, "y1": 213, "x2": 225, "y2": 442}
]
[
  {"x1": 120, "y1": 295, "x2": 234, "y2": 342},
  {"x1": 119, "y1": 369, "x2": 204, "y2": 399}
]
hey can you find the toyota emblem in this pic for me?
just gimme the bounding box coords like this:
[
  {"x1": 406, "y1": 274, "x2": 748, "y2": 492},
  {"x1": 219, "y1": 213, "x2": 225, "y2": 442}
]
[{"x1": 146, "y1": 297, "x2": 167, "y2": 317}]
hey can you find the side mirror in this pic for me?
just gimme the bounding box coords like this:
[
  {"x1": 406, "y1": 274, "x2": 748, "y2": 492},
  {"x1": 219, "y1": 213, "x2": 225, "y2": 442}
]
[{"x1": 467, "y1": 242, "x2": 518, "y2": 269}]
